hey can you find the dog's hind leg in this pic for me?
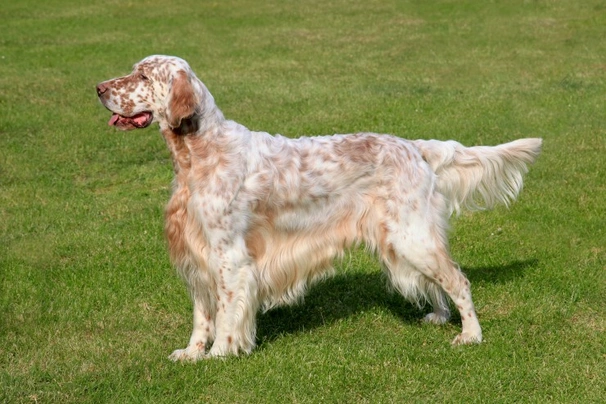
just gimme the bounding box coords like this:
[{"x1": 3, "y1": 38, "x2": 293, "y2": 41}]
[
  {"x1": 381, "y1": 196, "x2": 482, "y2": 344},
  {"x1": 383, "y1": 241, "x2": 482, "y2": 344}
]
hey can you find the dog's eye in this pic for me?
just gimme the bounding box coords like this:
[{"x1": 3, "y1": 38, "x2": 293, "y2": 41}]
[{"x1": 139, "y1": 73, "x2": 150, "y2": 81}]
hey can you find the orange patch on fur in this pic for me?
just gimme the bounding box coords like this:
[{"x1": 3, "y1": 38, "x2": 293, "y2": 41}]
[{"x1": 167, "y1": 70, "x2": 197, "y2": 128}]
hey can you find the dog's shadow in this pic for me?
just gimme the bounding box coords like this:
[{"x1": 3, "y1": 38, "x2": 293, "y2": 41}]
[{"x1": 256, "y1": 259, "x2": 537, "y2": 346}]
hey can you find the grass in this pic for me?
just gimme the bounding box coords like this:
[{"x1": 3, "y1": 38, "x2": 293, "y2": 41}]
[{"x1": 1, "y1": 0, "x2": 605, "y2": 402}]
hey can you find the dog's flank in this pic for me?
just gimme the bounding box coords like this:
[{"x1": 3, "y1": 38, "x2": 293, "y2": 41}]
[{"x1": 97, "y1": 55, "x2": 542, "y2": 360}]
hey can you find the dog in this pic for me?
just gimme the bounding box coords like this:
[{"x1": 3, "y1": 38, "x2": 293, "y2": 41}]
[{"x1": 97, "y1": 55, "x2": 541, "y2": 360}]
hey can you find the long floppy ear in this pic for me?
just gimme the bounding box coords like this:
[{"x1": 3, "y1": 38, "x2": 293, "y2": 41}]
[{"x1": 166, "y1": 70, "x2": 197, "y2": 129}]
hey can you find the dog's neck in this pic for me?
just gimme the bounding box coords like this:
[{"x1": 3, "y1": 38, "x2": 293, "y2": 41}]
[
  {"x1": 160, "y1": 114, "x2": 228, "y2": 178},
  {"x1": 191, "y1": 79, "x2": 226, "y2": 136},
  {"x1": 169, "y1": 118, "x2": 199, "y2": 136},
  {"x1": 161, "y1": 128, "x2": 191, "y2": 176}
]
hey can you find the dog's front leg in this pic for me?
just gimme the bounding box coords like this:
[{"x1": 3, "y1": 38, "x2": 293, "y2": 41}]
[
  {"x1": 169, "y1": 297, "x2": 216, "y2": 361},
  {"x1": 207, "y1": 244, "x2": 260, "y2": 357}
]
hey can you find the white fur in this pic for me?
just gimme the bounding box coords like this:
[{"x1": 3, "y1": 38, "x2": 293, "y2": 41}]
[{"x1": 97, "y1": 55, "x2": 542, "y2": 360}]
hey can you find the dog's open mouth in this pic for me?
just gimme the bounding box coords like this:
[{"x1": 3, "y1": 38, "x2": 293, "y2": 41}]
[{"x1": 108, "y1": 111, "x2": 153, "y2": 130}]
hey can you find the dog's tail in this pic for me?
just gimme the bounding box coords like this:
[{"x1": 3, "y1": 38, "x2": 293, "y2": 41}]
[{"x1": 413, "y1": 138, "x2": 542, "y2": 215}]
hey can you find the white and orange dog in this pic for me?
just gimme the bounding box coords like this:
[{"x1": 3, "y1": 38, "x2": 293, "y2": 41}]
[{"x1": 97, "y1": 55, "x2": 541, "y2": 360}]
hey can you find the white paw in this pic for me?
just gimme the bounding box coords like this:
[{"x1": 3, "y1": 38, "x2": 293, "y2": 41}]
[
  {"x1": 451, "y1": 332, "x2": 482, "y2": 345},
  {"x1": 423, "y1": 312, "x2": 450, "y2": 325},
  {"x1": 168, "y1": 346, "x2": 207, "y2": 362},
  {"x1": 207, "y1": 344, "x2": 232, "y2": 358}
]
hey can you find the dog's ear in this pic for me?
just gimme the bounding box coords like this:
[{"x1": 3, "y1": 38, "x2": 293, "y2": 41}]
[{"x1": 167, "y1": 70, "x2": 197, "y2": 129}]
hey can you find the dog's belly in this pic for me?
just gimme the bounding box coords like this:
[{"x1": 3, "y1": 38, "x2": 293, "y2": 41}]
[{"x1": 245, "y1": 198, "x2": 385, "y2": 309}]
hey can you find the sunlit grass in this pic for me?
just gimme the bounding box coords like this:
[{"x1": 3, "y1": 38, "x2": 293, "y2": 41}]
[{"x1": 1, "y1": 0, "x2": 605, "y2": 402}]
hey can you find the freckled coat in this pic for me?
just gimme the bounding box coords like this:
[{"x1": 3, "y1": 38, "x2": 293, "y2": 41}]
[{"x1": 97, "y1": 55, "x2": 542, "y2": 360}]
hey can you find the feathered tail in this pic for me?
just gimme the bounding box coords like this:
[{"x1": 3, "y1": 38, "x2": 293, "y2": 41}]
[{"x1": 413, "y1": 138, "x2": 542, "y2": 215}]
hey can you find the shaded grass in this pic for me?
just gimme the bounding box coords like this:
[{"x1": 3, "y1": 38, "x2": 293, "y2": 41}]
[{"x1": 1, "y1": 0, "x2": 605, "y2": 402}]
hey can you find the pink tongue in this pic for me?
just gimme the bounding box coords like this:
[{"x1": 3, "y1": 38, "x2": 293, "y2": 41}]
[
  {"x1": 132, "y1": 113, "x2": 149, "y2": 126},
  {"x1": 108, "y1": 114, "x2": 120, "y2": 126}
]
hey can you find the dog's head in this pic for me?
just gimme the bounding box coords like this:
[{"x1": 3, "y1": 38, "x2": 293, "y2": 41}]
[{"x1": 97, "y1": 55, "x2": 200, "y2": 131}]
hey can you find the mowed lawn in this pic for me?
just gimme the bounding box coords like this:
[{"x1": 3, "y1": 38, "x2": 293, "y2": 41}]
[{"x1": 1, "y1": 0, "x2": 605, "y2": 402}]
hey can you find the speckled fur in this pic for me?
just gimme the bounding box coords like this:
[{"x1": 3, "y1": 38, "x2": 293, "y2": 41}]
[{"x1": 97, "y1": 55, "x2": 542, "y2": 360}]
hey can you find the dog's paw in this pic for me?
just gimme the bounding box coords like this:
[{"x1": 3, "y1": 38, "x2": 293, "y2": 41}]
[
  {"x1": 168, "y1": 345, "x2": 207, "y2": 362},
  {"x1": 423, "y1": 312, "x2": 449, "y2": 325},
  {"x1": 451, "y1": 332, "x2": 482, "y2": 345}
]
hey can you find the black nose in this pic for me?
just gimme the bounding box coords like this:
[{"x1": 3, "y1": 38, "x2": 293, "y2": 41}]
[{"x1": 96, "y1": 83, "x2": 108, "y2": 97}]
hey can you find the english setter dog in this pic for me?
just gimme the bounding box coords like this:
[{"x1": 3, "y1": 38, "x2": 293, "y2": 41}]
[{"x1": 97, "y1": 55, "x2": 541, "y2": 360}]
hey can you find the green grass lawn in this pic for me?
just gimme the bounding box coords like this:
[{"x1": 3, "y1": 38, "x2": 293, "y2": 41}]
[{"x1": 1, "y1": 0, "x2": 605, "y2": 402}]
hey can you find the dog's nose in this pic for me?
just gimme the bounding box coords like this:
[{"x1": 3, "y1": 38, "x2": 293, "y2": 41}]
[{"x1": 96, "y1": 83, "x2": 108, "y2": 97}]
